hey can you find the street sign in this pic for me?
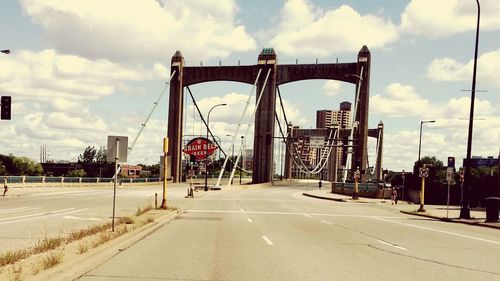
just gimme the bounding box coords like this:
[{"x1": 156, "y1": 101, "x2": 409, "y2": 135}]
[
  {"x1": 354, "y1": 170, "x2": 361, "y2": 179},
  {"x1": 183, "y1": 137, "x2": 218, "y2": 160},
  {"x1": 446, "y1": 167, "x2": 453, "y2": 182},
  {"x1": 447, "y1": 157, "x2": 455, "y2": 168},
  {"x1": 106, "y1": 136, "x2": 128, "y2": 163},
  {"x1": 419, "y1": 167, "x2": 429, "y2": 178},
  {"x1": 309, "y1": 136, "x2": 325, "y2": 149}
]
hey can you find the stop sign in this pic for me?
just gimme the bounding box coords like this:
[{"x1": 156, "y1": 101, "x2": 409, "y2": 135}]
[{"x1": 183, "y1": 137, "x2": 218, "y2": 160}]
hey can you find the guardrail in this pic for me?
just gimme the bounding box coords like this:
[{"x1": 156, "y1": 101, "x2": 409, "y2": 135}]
[{"x1": 2, "y1": 176, "x2": 161, "y2": 188}]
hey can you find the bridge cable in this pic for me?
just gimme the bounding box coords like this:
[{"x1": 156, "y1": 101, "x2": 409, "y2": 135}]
[
  {"x1": 185, "y1": 86, "x2": 227, "y2": 158},
  {"x1": 225, "y1": 68, "x2": 271, "y2": 186}
]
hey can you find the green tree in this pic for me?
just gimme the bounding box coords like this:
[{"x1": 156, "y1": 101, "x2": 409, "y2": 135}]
[
  {"x1": 78, "y1": 146, "x2": 97, "y2": 163},
  {"x1": 67, "y1": 169, "x2": 86, "y2": 177},
  {"x1": 12, "y1": 157, "x2": 43, "y2": 175},
  {"x1": 96, "y1": 146, "x2": 107, "y2": 163},
  {"x1": 0, "y1": 159, "x2": 7, "y2": 175}
]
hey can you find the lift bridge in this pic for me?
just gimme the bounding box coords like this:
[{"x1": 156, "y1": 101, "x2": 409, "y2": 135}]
[{"x1": 166, "y1": 46, "x2": 383, "y2": 185}]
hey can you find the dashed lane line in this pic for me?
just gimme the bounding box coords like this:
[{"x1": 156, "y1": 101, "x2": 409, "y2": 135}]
[
  {"x1": 248, "y1": 218, "x2": 253, "y2": 223},
  {"x1": 377, "y1": 239, "x2": 407, "y2": 251},
  {"x1": 0, "y1": 208, "x2": 88, "y2": 225},
  {"x1": 262, "y1": 236, "x2": 274, "y2": 246},
  {"x1": 0, "y1": 207, "x2": 41, "y2": 214}
]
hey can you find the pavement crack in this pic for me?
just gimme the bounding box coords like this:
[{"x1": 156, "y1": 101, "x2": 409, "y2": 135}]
[{"x1": 367, "y1": 244, "x2": 500, "y2": 276}]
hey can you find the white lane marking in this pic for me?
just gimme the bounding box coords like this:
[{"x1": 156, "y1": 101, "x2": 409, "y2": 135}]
[
  {"x1": 321, "y1": 220, "x2": 333, "y2": 225},
  {"x1": 248, "y1": 218, "x2": 253, "y2": 223},
  {"x1": 373, "y1": 217, "x2": 500, "y2": 246},
  {"x1": 0, "y1": 208, "x2": 88, "y2": 225},
  {"x1": 34, "y1": 190, "x2": 100, "y2": 197},
  {"x1": 303, "y1": 214, "x2": 312, "y2": 218},
  {"x1": 0, "y1": 208, "x2": 75, "y2": 221},
  {"x1": 0, "y1": 207, "x2": 41, "y2": 214},
  {"x1": 64, "y1": 216, "x2": 102, "y2": 221},
  {"x1": 376, "y1": 239, "x2": 408, "y2": 251},
  {"x1": 186, "y1": 209, "x2": 402, "y2": 219},
  {"x1": 262, "y1": 236, "x2": 274, "y2": 246},
  {"x1": 240, "y1": 208, "x2": 246, "y2": 214}
]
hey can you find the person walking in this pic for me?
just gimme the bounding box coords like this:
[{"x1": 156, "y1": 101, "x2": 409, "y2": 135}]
[
  {"x1": 391, "y1": 188, "x2": 398, "y2": 205},
  {"x1": 3, "y1": 176, "x2": 8, "y2": 196},
  {"x1": 318, "y1": 180, "x2": 322, "y2": 190}
]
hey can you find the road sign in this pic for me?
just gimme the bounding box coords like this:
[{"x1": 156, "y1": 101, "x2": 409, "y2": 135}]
[
  {"x1": 354, "y1": 170, "x2": 361, "y2": 179},
  {"x1": 106, "y1": 136, "x2": 128, "y2": 163},
  {"x1": 446, "y1": 167, "x2": 453, "y2": 182},
  {"x1": 419, "y1": 167, "x2": 429, "y2": 178},
  {"x1": 447, "y1": 157, "x2": 455, "y2": 168},
  {"x1": 183, "y1": 137, "x2": 218, "y2": 160},
  {"x1": 309, "y1": 136, "x2": 325, "y2": 149}
]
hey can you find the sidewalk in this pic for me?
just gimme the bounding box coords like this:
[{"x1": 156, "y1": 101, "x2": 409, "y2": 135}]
[{"x1": 303, "y1": 189, "x2": 500, "y2": 230}]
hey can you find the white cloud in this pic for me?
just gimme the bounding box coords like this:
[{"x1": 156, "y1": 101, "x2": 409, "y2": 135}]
[
  {"x1": 322, "y1": 81, "x2": 342, "y2": 96},
  {"x1": 371, "y1": 83, "x2": 430, "y2": 117},
  {"x1": 401, "y1": 0, "x2": 500, "y2": 37},
  {"x1": 269, "y1": 0, "x2": 399, "y2": 57},
  {"x1": 0, "y1": 49, "x2": 153, "y2": 104},
  {"x1": 427, "y1": 48, "x2": 500, "y2": 89},
  {"x1": 19, "y1": 0, "x2": 256, "y2": 62}
]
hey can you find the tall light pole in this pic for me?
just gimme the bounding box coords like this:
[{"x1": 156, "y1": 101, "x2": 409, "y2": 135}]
[
  {"x1": 226, "y1": 134, "x2": 234, "y2": 184},
  {"x1": 461, "y1": 0, "x2": 481, "y2": 219},
  {"x1": 240, "y1": 136, "x2": 244, "y2": 185},
  {"x1": 418, "y1": 120, "x2": 435, "y2": 161},
  {"x1": 205, "y1": 103, "x2": 226, "y2": 191}
]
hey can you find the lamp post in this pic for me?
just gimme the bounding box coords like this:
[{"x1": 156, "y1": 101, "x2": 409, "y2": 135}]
[
  {"x1": 240, "y1": 136, "x2": 244, "y2": 185},
  {"x1": 205, "y1": 103, "x2": 226, "y2": 191},
  {"x1": 461, "y1": 0, "x2": 481, "y2": 219},
  {"x1": 418, "y1": 120, "x2": 435, "y2": 161},
  {"x1": 226, "y1": 134, "x2": 234, "y2": 184}
]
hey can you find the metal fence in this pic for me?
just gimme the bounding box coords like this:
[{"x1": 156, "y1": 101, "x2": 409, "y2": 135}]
[{"x1": 2, "y1": 176, "x2": 161, "y2": 187}]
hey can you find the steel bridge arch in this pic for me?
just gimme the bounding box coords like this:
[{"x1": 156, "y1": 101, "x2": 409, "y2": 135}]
[{"x1": 167, "y1": 46, "x2": 371, "y2": 184}]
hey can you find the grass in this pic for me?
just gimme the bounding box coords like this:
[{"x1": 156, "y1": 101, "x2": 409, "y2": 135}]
[
  {"x1": 0, "y1": 202, "x2": 158, "y2": 275},
  {"x1": 40, "y1": 251, "x2": 63, "y2": 270}
]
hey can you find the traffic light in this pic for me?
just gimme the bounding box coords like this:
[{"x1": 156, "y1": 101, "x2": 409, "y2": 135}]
[
  {"x1": 189, "y1": 154, "x2": 196, "y2": 166},
  {"x1": 1, "y1": 96, "x2": 11, "y2": 120}
]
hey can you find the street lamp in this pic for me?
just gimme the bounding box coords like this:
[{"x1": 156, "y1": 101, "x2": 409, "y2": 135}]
[
  {"x1": 205, "y1": 103, "x2": 227, "y2": 191},
  {"x1": 461, "y1": 0, "x2": 481, "y2": 219},
  {"x1": 240, "y1": 136, "x2": 244, "y2": 185},
  {"x1": 226, "y1": 134, "x2": 234, "y2": 184},
  {"x1": 418, "y1": 120, "x2": 435, "y2": 161},
  {"x1": 1, "y1": 50, "x2": 10, "y2": 54}
]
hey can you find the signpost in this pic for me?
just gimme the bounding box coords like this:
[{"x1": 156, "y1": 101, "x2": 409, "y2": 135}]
[
  {"x1": 401, "y1": 170, "x2": 405, "y2": 201},
  {"x1": 353, "y1": 168, "x2": 361, "y2": 200},
  {"x1": 418, "y1": 166, "x2": 429, "y2": 212},
  {"x1": 446, "y1": 157, "x2": 455, "y2": 218},
  {"x1": 106, "y1": 136, "x2": 128, "y2": 232}
]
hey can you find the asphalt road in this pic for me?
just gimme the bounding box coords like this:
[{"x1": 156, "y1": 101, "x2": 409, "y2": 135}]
[
  {"x1": 0, "y1": 184, "x2": 186, "y2": 251},
  {"x1": 73, "y1": 184, "x2": 500, "y2": 281}
]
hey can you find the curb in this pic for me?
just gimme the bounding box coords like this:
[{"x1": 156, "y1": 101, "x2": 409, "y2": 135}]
[
  {"x1": 32, "y1": 209, "x2": 182, "y2": 281},
  {"x1": 302, "y1": 192, "x2": 347, "y2": 202},
  {"x1": 400, "y1": 210, "x2": 500, "y2": 230}
]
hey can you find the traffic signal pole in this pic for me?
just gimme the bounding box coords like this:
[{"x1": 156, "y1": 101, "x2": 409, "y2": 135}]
[{"x1": 161, "y1": 138, "x2": 168, "y2": 209}]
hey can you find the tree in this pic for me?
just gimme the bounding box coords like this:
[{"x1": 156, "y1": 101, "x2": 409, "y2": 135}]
[
  {"x1": 12, "y1": 157, "x2": 43, "y2": 176},
  {"x1": 78, "y1": 146, "x2": 97, "y2": 163},
  {"x1": 96, "y1": 146, "x2": 107, "y2": 163},
  {"x1": 0, "y1": 159, "x2": 7, "y2": 176},
  {"x1": 67, "y1": 169, "x2": 86, "y2": 177}
]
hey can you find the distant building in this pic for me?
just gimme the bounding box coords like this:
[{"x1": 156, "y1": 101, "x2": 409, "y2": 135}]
[
  {"x1": 316, "y1": 101, "x2": 352, "y2": 129},
  {"x1": 467, "y1": 156, "x2": 498, "y2": 168},
  {"x1": 120, "y1": 164, "x2": 142, "y2": 179}
]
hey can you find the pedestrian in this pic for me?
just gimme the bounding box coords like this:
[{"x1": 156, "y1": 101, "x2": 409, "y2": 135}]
[
  {"x1": 391, "y1": 188, "x2": 397, "y2": 205},
  {"x1": 3, "y1": 176, "x2": 8, "y2": 197},
  {"x1": 318, "y1": 180, "x2": 322, "y2": 190}
]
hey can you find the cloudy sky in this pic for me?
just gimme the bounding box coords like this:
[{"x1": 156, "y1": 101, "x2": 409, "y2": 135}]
[{"x1": 1, "y1": 0, "x2": 499, "y2": 173}]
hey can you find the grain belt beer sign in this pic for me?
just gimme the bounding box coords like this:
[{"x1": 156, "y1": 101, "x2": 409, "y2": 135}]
[{"x1": 183, "y1": 137, "x2": 218, "y2": 160}]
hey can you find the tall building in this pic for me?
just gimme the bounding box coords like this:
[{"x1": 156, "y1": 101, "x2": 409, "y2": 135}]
[{"x1": 316, "y1": 101, "x2": 352, "y2": 129}]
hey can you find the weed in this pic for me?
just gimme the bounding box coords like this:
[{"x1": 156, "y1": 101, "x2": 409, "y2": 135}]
[
  {"x1": 66, "y1": 223, "x2": 112, "y2": 243},
  {"x1": 135, "y1": 204, "x2": 153, "y2": 216},
  {"x1": 0, "y1": 249, "x2": 30, "y2": 267},
  {"x1": 115, "y1": 225, "x2": 128, "y2": 236},
  {"x1": 40, "y1": 251, "x2": 63, "y2": 270},
  {"x1": 8, "y1": 264, "x2": 23, "y2": 281},
  {"x1": 76, "y1": 242, "x2": 89, "y2": 254},
  {"x1": 32, "y1": 237, "x2": 64, "y2": 254},
  {"x1": 117, "y1": 216, "x2": 134, "y2": 225},
  {"x1": 91, "y1": 232, "x2": 112, "y2": 248}
]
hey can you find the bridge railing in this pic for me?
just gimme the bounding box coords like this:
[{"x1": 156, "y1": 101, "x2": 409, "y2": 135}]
[
  {"x1": 331, "y1": 182, "x2": 390, "y2": 199},
  {"x1": 2, "y1": 176, "x2": 161, "y2": 188}
]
